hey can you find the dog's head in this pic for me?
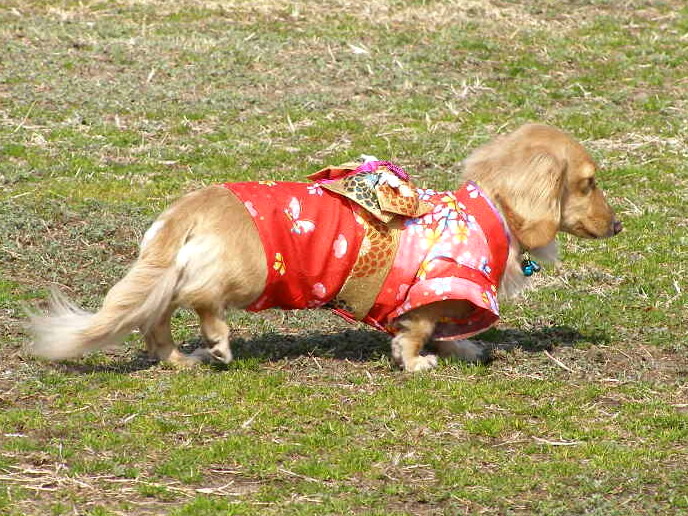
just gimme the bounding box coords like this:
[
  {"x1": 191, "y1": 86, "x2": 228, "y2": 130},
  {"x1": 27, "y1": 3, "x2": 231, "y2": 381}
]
[{"x1": 462, "y1": 123, "x2": 622, "y2": 251}]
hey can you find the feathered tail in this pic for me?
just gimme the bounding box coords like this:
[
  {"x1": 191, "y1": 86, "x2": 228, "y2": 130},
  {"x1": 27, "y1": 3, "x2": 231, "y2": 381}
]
[{"x1": 28, "y1": 261, "x2": 180, "y2": 360}]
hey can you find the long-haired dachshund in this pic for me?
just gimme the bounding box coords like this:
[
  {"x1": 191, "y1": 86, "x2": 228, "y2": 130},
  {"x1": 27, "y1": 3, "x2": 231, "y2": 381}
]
[{"x1": 29, "y1": 124, "x2": 622, "y2": 372}]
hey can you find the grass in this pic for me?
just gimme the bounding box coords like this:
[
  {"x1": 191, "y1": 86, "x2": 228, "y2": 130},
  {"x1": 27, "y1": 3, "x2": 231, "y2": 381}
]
[{"x1": 1, "y1": 0, "x2": 687, "y2": 514}]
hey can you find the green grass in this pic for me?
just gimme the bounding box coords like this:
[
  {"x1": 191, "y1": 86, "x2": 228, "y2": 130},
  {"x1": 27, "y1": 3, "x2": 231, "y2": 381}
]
[{"x1": 1, "y1": 1, "x2": 687, "y2": 514}]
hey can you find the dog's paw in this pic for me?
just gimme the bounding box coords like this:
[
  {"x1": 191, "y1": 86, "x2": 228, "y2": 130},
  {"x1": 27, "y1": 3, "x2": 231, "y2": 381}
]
[
  {"x1": 190, "y1": 347, "x2": 233, "y2": 365},
  {"x1": 209, "y1": 346, "x2": 233, "y2": 364},
  {"x1": 403, "y1": 354, "x2": 438, "y2": 372},
  {"x1": 390, "y1": 338, "x2": 404, "y2": 367},
  {"x1": 167, "y1": 350, "x2": 205, "y2": 368},
  {"x1": 432, "y1": 339, "x2": 491, "y2": 363}
]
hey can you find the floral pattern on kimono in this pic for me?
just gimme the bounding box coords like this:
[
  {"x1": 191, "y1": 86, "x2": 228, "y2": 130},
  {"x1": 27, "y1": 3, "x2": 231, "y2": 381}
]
[{"x1": 356, "y1": 181, "x2": 510, "y2": 340}]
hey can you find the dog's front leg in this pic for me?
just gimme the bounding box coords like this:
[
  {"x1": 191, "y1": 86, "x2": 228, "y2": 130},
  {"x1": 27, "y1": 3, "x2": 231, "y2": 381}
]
[{"x1": 390, "y1": 311, "x2": 438, "y2": 372}]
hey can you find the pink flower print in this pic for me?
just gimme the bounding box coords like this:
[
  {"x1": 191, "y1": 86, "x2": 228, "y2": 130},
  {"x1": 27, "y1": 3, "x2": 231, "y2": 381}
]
[
  {"x1": 419, "y1": 210, "x2": 437, "y2": 226},
  {"x1": 444, "y1": 208, "x2": 460, "y2": 234},
  {"x1": 284, "y1": 197, "x2": 316, "y2": 235},
  {"x1": 456, "y1": 250, "x2": 474, "y2": 267},
  {"x1": 404, "y1": 216, "x2": 428, "y2": 234},
  {"x1": 466, "y1": 214, "x2": 479, "y2": 232},
  {"x1": 307, "y1": 184, "x2": 324, "y2": 196},
  {"x1": 333, "y1": 233, "x2": 348, "y2": 258},
  {"x1": 312, "y1": 282, "x2": 327, "y2": 299},
  {"x1": 244, "y1": 200, "x2": 258, "y2": 217},
  {"x1": 466, "y1": 183, "x2": 480, "y2": 199},
  {"x1": 429, "y1": 203, "x2": 451, "y2": 223},
  {"x1": 427, "y1": 239, "x2": 454, "y2": 261}
]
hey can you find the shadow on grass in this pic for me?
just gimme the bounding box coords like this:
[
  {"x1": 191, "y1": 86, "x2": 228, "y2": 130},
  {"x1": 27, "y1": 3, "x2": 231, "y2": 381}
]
[
  {"x1": 208, "y1": 324, "x2": 611, "y2": 365},
  {"x1": 48, "y1": 325, "x2": 611, "y2": 374},
  {"x1": 49, "y1": 354, "x2": 161, "y2": 375},
  {"x1": 481, "y1": 325, "x2": 611, "y2": 354},
  {"x1": 225, "y1": 329, "x2": 391, "y2": 363}
]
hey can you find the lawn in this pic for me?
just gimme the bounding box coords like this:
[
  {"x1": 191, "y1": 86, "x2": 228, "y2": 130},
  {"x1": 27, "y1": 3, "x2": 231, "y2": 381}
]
[{"x1": 1, "y1": 1, "x2": 686, "y2": 514}]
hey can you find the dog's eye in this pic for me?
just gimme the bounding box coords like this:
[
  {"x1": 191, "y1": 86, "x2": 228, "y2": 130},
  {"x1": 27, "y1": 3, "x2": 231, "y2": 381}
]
[{"x1": 581, "y1": 177, "x2": 596, "y2": 193}]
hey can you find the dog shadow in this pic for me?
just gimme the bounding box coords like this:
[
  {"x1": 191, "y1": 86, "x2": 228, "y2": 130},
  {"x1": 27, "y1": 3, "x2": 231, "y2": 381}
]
[
  {"x1": 480, "y1": 325, "x2": 610, "y2": 354},
  {"x1": 209, "y1": 324, "x2": 610, "y2": 366},
  {"x1": 49, "y1": 325, "x2": 609, "y2": 374},
  {"x1": 216, "y1": 329, "x2": 392, "y2": 364},
  {"x1": 48, "y1": 352, "x2": 162, "y2": 375}
]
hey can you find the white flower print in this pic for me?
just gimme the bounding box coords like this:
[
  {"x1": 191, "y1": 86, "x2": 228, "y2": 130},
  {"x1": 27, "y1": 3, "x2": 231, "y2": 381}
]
[
  {"x1": 431, "y1": 278, "x2": 453, "y2": 296},
  {"x1": 284, "y1": 197, "x2": 316, "y2": 234},
  {"x1": 333, "y1": 234, "x2": 348, "y2": 258},
  {"x1": 307, "y1": 184, "x2": 324, "y2": 195},
  {"x1": 244, "y1": 200, "x2": 258, "y2": 217}
]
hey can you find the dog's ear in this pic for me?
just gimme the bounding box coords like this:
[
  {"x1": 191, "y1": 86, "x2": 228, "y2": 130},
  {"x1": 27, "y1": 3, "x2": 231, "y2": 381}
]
[{"x1": 492, "y1": 151, "x2": 564, "y2": 251}]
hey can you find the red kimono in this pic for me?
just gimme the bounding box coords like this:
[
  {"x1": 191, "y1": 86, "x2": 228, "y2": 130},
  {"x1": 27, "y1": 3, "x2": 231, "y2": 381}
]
[
  {"x1": 222, "y1": 181, "x2": 365, "y2": 311},
  {"x1": 223, "y1": 167, "x2": 509, "y2": 341}
]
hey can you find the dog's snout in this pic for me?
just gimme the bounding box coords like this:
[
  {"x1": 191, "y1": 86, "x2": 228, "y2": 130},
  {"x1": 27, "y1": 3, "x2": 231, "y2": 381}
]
[{"x1": 613, "y1": 219, "x2": 623, "y2": 235}]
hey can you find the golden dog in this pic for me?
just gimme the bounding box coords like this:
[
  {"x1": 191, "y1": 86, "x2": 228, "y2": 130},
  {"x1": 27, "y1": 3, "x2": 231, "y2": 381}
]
[{"x1": 29, "y1": 124, "x2": 622, "y2": 372}]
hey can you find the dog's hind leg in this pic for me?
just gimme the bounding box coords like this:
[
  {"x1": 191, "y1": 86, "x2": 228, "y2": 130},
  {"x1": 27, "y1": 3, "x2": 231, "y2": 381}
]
[
  {"x1": 190, "y1": 307, "x2": 232, "y2": 364},
  {"x1": 144, "y1": 308, "x2": 202, "y2": 367},
  {"x1": 432, "y1": 339, "x2": 491, "y2": 363}
]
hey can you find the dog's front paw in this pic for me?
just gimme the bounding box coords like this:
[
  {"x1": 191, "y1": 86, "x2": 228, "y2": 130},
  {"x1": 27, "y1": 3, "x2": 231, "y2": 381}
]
[{"x1": 403, "y1": 354, "x2": 438, "y2": 372}]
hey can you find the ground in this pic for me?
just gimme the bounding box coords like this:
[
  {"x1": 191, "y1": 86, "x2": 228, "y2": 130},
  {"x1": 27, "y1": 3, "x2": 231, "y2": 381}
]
[{"x1": 1, "y1": 1, "x2": 686, "y2": 514}]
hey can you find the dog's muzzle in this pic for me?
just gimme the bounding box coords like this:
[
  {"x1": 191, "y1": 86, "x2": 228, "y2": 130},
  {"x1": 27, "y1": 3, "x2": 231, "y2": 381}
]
[{"x1": 612, "y1": 219, "x2": 623, "y2": 235}]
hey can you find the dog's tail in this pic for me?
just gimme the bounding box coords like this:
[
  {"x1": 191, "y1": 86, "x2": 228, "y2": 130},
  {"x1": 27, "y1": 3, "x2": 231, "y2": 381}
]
[
  {"x1": 28, "y1": 217, "x2": 193, "y2": 360},
  {"x1": 28, "y1": 262, "x2": 179, "y2": 360}
]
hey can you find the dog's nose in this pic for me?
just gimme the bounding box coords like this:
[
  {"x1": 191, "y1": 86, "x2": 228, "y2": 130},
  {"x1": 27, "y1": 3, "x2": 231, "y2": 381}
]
[{"x1": 613, "y1": 220, "x2": 623, "y2": 235}]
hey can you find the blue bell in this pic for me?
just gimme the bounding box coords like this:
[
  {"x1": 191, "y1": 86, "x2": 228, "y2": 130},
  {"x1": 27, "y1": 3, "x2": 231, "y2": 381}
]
[{"x1": 521, "y1": 257, "x2": 541, "y2": 277}]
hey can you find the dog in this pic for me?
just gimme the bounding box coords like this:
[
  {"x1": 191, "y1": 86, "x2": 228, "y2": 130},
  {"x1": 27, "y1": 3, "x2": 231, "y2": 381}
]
[{"x1": 28, "y1": 123, "x2": 622, "y2": 372}]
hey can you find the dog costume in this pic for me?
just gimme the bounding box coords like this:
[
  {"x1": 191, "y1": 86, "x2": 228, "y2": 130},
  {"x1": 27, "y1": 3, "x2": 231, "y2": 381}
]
[{"x1": 223, "y1": 161, "x2": 509, "y2": 340}]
